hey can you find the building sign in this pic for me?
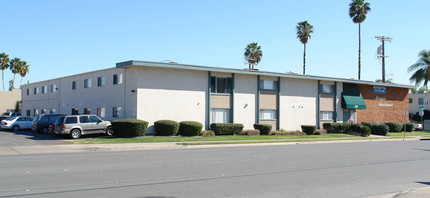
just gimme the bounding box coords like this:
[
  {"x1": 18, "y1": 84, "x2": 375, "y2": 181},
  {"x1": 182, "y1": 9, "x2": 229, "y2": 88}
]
[{"x1": 373, "y1": 86, "x2": 386, "y2": 94}]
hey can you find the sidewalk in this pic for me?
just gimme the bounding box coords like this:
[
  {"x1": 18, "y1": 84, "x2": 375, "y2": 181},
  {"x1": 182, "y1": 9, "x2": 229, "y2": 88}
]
[{"x1": 365, "y1": 187, "x2": 430, "y2": 198}]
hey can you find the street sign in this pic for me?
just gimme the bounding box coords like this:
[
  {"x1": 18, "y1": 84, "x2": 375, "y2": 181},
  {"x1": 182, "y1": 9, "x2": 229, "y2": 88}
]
[
  {"x1": 418, "y1": 106, "x2": 426, "y2": 111},
  {"x1": 419, "y1": 110, "x2": 424, "y2": 117}
]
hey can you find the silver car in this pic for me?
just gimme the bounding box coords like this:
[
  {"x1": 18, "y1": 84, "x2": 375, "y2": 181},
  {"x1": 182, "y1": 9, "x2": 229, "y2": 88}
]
[{"x1": 54, "y1": 115, "x2": 113, "y2": 139}]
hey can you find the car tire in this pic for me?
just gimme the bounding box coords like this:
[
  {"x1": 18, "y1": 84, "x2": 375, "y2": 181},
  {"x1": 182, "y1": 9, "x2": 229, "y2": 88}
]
[
  {"x1": 12, "y1": 125, "x2": 20, "y2": 132},
  {"x1": 42, "y1": 127, "x2": 49, "y2": 134},
  {"x1": 106, "y1": 126, "x2": 114, "y2": 136},
  {"x1": 70, "y1": 129, "x2": 81, "y2": 139}
]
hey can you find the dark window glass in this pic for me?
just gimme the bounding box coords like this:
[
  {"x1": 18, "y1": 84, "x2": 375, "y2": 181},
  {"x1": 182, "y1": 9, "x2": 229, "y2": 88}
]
[
  {"x1": 210, "y1": 77, "x2": 216, "y2": 93},
  {"x1": 90, "y1": 116, "x2": 101, "y2": 123},
  {"x1": 26, "y1": 110, "x2": 31, "y2": 116},
  {"x1": 40, "y1": 115, "x2": 49, "y2": 122},
  {"x1": 79, "y1": 116, "x2": 90, "y2": 123},
  {"x1": 65, "y1": 117, "x2": 77, "y2": 124},
  {"x1": 211, "y1": 77, "x2": 232, "y2": 94},
  {"x1": 49, "y1": 115, "x2": 60, "y2": 122}
]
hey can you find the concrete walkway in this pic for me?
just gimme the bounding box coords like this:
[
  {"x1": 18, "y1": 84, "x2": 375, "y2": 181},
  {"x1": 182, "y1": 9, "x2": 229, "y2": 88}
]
[{"x1": 365, "y1": 187, "x2": 430, "y2": 198}]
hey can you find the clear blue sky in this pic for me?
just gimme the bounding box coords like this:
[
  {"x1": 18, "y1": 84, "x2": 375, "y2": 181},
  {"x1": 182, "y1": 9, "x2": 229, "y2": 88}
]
[{"x1": 2, "y1": 0, "x2": 430, "y2": 88}]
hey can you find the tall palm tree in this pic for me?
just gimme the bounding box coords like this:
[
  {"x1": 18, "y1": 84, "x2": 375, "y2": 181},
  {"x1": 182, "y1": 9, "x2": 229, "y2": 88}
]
[
  {"x1": 0, "y1": 53, "x2": 10, "y2": 91},
  {"x1": 408, "y1": 50, "x2": 430, "y2": 87},
  {"x1": 296, "y1": 21, "x2": 314, "y2": 75},
  {"x1": 349, "y1": 0, "x2": 371, "y2": 80},
  {"x1": 9, "y1": 57, "x2": 21, "y2": 90},
  {"x1": 244, "y1": 42, "x2": 262, "y2": 69},
  {"x1": 19, "y1": 61, "x2": 29, "y2": 88}
]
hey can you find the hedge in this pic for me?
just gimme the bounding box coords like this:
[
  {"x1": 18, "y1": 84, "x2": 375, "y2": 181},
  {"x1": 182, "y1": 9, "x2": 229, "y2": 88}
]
[
  {"x1": 178, "y1": 121, "x2": 203, "y2": 136},
  {"x1": 154, "y1": 120, "x2": 180, "y2": 136},
  {"x1": 200, "y1": 130, "x2": 215, "y2": 136},
  {"x1": 349, "y1": 123, "x2": 371, "y2": 137},
  {"x1": 240, "y1": 130, "x2": 260, "y2": 136},
  {"x1": 402, "y1": 123, "x2": 414, "y2": 132},
  {"x1": 301, "y1": 125, "x2": 316, "y2": 135},
  {"x1": 210, "y1": 123, "x2": 244, "y2": 135},
  {"x1": 384, "y1": 122, "x2": 403, "y2": 132},
  {"x1": 112, "y1": 119, "x2": 148, "y2": 137},
  {"x1": 362, "y1": 122, "x2": 389, "y2": 136},
  {"x1": 326, "y1": 123, "x2": 351, "y2": 133},
  {"x1": 253, "y1": 124, "x2": 272, "y2": 135}
]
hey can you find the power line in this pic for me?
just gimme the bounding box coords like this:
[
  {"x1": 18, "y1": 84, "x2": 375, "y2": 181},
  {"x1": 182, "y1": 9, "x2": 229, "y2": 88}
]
[{"x1": 376, "y1": 36, "x2": 392, "y2": 83}]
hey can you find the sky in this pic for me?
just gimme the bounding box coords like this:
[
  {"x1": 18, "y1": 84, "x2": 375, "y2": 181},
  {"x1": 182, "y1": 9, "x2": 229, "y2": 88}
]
[{"x1": 2, "y1": 0, "x2": 430, "y2": 89}]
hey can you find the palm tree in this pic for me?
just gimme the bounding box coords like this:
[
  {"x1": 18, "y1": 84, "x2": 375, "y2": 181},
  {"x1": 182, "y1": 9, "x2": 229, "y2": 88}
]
[
  {"x1": 19, "y1": 61, "x2": 29, "y2": 88},
  {"x1": 0, "y1": 53, "x2": 10, "y2": 91},
  {"x1": 9, "y1": 57, "x2": 21, "y2": 90},
  {"x1": 349, "y1": 0, "x2": 371, "y2": 80},
  {"x1": 408, "y1": 50, "x2": 430, "y2": 87},
  {"x1": 244, "y1": 42, "x2": 262, "y2": 69},
  {"x1": 296, "y1": 21, "x2": 314, "y2": 75}
]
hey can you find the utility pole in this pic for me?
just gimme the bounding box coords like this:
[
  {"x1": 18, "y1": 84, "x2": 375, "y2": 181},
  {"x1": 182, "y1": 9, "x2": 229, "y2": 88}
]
[{"x1": 376, "y1": 36, "x2": 391, "y2": 83}]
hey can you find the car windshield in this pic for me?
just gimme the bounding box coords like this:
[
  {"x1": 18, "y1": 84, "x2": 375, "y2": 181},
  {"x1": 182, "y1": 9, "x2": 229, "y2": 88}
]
[
  {"x1": 6, "y1": 116, "x2": 17, "y2": 121},
  {"x1": 55, "y1": 116, "x2": 65, "y2": 124}
]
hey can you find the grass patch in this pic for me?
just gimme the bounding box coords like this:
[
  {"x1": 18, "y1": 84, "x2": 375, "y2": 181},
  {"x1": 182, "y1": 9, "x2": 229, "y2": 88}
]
[
  {"x1": 387, "y1": 131, "x2": 430, "y2": 137},
  {"x1": 67, "y1": 134, "x2": 358, "y2": 144},
  {"x1": 177, "y1": 137, "x2": 380, "y2": 145}
]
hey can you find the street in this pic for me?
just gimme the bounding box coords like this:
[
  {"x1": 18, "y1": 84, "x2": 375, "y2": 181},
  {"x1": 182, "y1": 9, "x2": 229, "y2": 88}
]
[{"x1": 0, "y1": 140, "x2": 429, "y2": 197}]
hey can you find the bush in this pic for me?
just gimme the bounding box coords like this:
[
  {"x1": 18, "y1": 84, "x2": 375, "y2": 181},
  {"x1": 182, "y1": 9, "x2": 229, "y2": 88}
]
[
  {"x1": 200, "y1": 130, "x2": 215, "y2": 136},
  {"x1": 362, "y1": 122, "x2": 389, "y2": 136},
  {"x1": 178, "y1": 121, "x2": 203, "y2": 136},
  {"x1": 154, "y1": 120, "x2": 180, "y2": 136},
  {"x1": 328, "y1": 123, "x2": 351, "y2": 133},
  {"x1": 402, "y1": 123, "x2": 414, "y2": 132},
  {"x1": 268, "y1": 131, "x2": 305, "y2": 135},
  {"x1": 210, "y1": 123, "x2": 244, "y2": 135},
  {"x1": 112, "y1": 119, "x2": 148, "y2": 137},
  {"x1": 240, "y1": 130, "x2": 260, "y2": 136},
  {"x1": 301, "y1": 125, "x2": 316, "y2": 135},
  {"x1": 348, "y1": 123, "x2": 371, "y2": 137},
  {"x1": 322, "y1": 123, "x2": 333, "y2": 131},
  {"x1": 253, "y1": 124, "x2": 272, "y2": 135},
  {"x1": 385, "y1": 122, "x2": 403, "y2": 132}
]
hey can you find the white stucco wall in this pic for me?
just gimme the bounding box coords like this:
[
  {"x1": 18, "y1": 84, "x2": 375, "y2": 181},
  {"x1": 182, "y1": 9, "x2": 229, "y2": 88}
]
[
  {"x1": 234, "y1": 74, "x2": 257, "y2": 129},
  {"x1": 0, "y1": 90, "x2": 21, "y2": 114},
  {"x1": 135, "y1": 67, "x2": 207, "y2": 134},
  {"x1": 279, "y1": 78, "x2": 318, "y2": 130}
]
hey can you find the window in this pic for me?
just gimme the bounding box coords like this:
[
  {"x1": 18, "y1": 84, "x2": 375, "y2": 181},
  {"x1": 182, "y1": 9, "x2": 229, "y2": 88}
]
[
  {"x1": 419, "y1": 98, "x2": 428, "y2": 105},
  {"x1": 409, "y1": 98, "x2": 412, "y2": 103},
  {"x1": 41, "y1": 86, "x2": 47, "y2": 94},
  {"x1": 26, "y1": 110, "x2": 31, "y2": 116},
  {"x1": 34, "y1": 87, "x2": 39, "y2": 94},
  {"x1": 50, "y1": 109, "x2": 56, "y2": 114},
  {"x1": 97, "y1": 77, "x2": 106, "y2": 87},
  {"x1": 90, "y1": 116, "x2": 101, "y2": 123},
  {"x1": 26, "y1": 89, "x2": 30, "y2": 95},
  {"x1": 210, "y1": 108, "x2": 230, "y2": 123},
  {"x1": 260, "y1": 80, "x2": 278, "y2": 90},
  {"x1": 71, "y1": 108, "x2": 79, "y2": 115},
  {"x1": 113, "y1": 74, "x2": 123, "y2": 85},
  {"x1": 320, "y1": 84, "x2": 334, "y2": 94},
  {"x1": 97, "y1": 107, "x2": 106, "y2": 118},
  {"x1": 84, "y1": 79, "x2": 92, "y2": 88},
  {"x1": 113, "y1": 107, "x2": 123, "y2": 118},
  {"x1": 41, "y1": 109, "x2": 47, "y2": 114},
  {"x1": 84, "y1": 108, "x2": 91, "y2": 114},
  {"x1": 320, "y1": 111, "x2": 333, "y2": 121},
  {"x1": 72, "y1": 81, "x2": 78, "y2": 90},
  {"x1": 65, "y1": 117, "x2": 78, "y2": 124},
  {"x1": 50, "y1": 84, "x2": 57, "y2": 93},
  {"x1": 260, "y1": 109, "x2": 277, "y2": 120},
  {"x1": 34, "y1": 109, "x2": 39, "y2": 115},
  {"x1": 79, "y1": 116, "x2": 90, "y2": 123},
  {"x1": 210, "y1": 76, "x2": 232, "y2": 94}
]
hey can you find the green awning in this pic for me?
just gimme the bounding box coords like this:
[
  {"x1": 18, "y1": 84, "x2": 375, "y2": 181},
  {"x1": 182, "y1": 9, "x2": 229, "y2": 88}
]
[{"x1": 342, "y1": 94, "x2": 366, "y2": 109}]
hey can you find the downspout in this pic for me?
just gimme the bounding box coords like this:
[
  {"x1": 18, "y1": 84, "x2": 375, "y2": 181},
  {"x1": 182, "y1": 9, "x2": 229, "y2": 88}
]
[
  {"x1": 277, "y1": 77, "x2": 280, "y2": 130},
  {"x1": 256, "y1": 75, "x2": 260, "y2": 124},
  {"x1": 334, "y1": 82, "x2": 337, "y2": 122},
  {"x1": 317, "y1": 80, "x2": 321, "y2": 129},
  {"x1": 231, "y1": 73, "x2": 235, "y2": 123},
  {"x1": 207, "y1": 71, "x2": 211, "y2": 130}
]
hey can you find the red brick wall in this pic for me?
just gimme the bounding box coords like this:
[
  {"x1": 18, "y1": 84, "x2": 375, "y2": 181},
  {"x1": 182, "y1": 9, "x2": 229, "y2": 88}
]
[{"x1": 356, "y1": 85, "x2": 409, "y2": 123}]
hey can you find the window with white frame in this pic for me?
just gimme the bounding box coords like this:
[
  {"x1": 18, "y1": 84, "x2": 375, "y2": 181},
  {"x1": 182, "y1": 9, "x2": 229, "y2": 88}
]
[
  {"x1": 26, "y1": 89, "x2": 30, "y2": 95},
  {"x1": 97, "y1": 107, "x2": 106, "y2": 118},
  {"x1": 97, "y1": 76, "x2": 106, "y2": 87},
  {"x1": 72, "y1": 81, "x2": 78, "y2": 90},
  {"x1": 409, "y1": 98, "x2": 412, "y2": 103},
  {"x1": 113, "y1": 74, "x2": 123, "y2": 85},
  {"x1": 26, "y1": 110, "x2": 31, "y2": 116},
  {"x1": 41, "y1": 86, "x2": 47, "y2": 94},
  {"x1": 34, "y1": 109, "x2": 39, "y2": 115},
  {"x1": 113, "y1": 107, "x2": 123, "y2": 118},
  {"x1": 419, "y1": 98, "x2": 428, "y2": 105},
  {"x1": 41, "y1": 109, "x2": 47, "y2": 114},
  {"x1": 50, "y1": 84, "x2": 57, "y2": 93},
  {"x1": 84, "y1": 79, "x2": 92, "y2": 88},
  {"x1": 259, "y1": 80, "x2": 278, "y2": 90},
  {"x1": 84, "y1": 108, "x2": 91, "y2": 114},
  {"x1": 34, "y1": 87, "x2": 39, "y2": 94},
  {"x1": 71, "y1": 108, "x2": 79, "y2": 115},
  {"x1": 320, "y1": 111, "x2": 333, "y2": 121},
  {"x1": 260, "y1": 109, "x2": 277, "y2": 120},
  {"x1": 210, "y1": 76, "x2": 232, "y2": 94},
  {"x1": 320, "y1": 84, "x2": 334, "y2": 94},
  {"x1": 50, "y1": 109, "x2": 56, "y2": 114},
  {"x1": 210, "y1": 108, "x2": 230, "y2": 123}
]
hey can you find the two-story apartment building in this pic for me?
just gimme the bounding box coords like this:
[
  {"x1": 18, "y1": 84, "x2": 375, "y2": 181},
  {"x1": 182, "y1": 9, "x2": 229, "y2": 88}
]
[
  {"x1": 21, "y1": 60, "x2": 412, "y2": 133},
  {"x1": 409, "y1": 92, "x2": 430, "y2": 115}
]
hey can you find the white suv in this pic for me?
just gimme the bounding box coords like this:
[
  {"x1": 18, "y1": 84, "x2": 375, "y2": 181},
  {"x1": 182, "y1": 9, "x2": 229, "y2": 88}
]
[{"x1": 54, "y1": 115, "x2": 113, "y2": 139}]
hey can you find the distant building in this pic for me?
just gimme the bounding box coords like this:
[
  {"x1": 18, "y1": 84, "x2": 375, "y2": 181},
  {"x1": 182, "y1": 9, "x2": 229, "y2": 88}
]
[
  {"x1": 409, "y1": 92, "x2": 430, "y2": 115},
  {"x1": 21, "y1": 61, "x2": 412, "y2": 133},
  {"x1": 0, "y1": 90, "x2": 21, "y2": 115}
]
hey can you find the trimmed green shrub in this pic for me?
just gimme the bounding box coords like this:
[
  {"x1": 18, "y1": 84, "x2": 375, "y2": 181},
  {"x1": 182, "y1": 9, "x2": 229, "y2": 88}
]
[
  {"x1": 210, "y1": 123, "x2": 244, "y2": 135},
  {"x1": 361, "y1": 125, "x2": 371, "y2": 136},
  {"x1": 301, "y1": 125, "x2": 316, "y2": 135},
  {"x1": 402, "y1": 123, "x2": 414, "y2": 132},
  {"x1": 200, "y1": 130, "x2": 215, "y2": 136},
  {"x1": 154, "y1": 120, "x2": 180, "y2": 136},
  {"x1": 268, "y1": 131, "x2": 305, "y2": 135},
  {"x1": 240, "y1": 130, "x2": 260, "y2": 136},
  {"x1": 348, "y1": 123, "x2": 371, "y2": 137},
  {"x1": 322, "y1": 123, "x2": 333, "y2": 131},
  {"x1": 178, "y1": 121, "x2": 203, "y2": 136},
  {"x1": 362, "y1": 122, "x2": 389, "y2": 136},
  {"x1": 253, "y1": 124, "x2": 272, "y2": 135},
  {"x1": 328, "y1": 123, "x2": 351, "y2": 133},
  {"x1": 112, "y1": 119, "x2": 148, "y2": 137},
  {"x1": 385, "y1": 122, "x2": 403, "y2": 132}
]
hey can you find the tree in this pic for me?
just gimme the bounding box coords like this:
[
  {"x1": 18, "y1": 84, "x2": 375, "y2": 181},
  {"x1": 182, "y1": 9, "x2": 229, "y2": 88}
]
[
  {"x1": 244, "y1": 42, "x2": 262, "y2": 69},
  {"x1": 296, "y1": 21, "x2": 314, "y2": 75},
  {"x1": 9, "y1": 57, "x2": 21, "y2": 90},
  {"x1": 0, "y1": 53, "x2": 10, "y2": 91},
  {"x1": 349, "y1": 0, "x2": 371, "y2": 80},
  {"x1": 14, "y1": 101, "x2": 21, "y2": 113},
  {"x1": 19, "y1": 61, "x2": 29, "y2": 88},
  {"x1": 408, "y1": 50, "x2": 430, "y2": 87}
]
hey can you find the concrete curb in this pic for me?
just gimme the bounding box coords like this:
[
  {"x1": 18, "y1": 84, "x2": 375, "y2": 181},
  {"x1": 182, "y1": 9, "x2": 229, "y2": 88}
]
[{"x1": 364, "y1": 187, "x2": 430, "y2": 198}]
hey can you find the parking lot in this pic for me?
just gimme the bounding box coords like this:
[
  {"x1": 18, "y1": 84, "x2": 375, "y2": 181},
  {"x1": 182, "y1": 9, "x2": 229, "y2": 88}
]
[{"x1": 0, "y1": 129, "x2": 68, "y2": 147}]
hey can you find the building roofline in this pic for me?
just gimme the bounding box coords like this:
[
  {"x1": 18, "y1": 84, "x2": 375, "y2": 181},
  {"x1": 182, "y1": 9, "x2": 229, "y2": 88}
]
[{"x1": 116, "y1": 60, "x2": 414, "y2": 89}]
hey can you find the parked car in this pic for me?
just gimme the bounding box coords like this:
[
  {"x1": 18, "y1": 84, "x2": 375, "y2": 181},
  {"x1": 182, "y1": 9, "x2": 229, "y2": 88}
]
[
  {"x1": 3, "y1": 112, "x2": 21, "y2": 118},
  {"x1": 54, "y1": 115, "x2": 113, "y2": 139},
  {"x1": 32, "y1": 114, "x2": 67, "y2": 133},
  {"x1": 0, "y1": 116, "x2": 33, "y2": 131}
]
